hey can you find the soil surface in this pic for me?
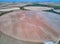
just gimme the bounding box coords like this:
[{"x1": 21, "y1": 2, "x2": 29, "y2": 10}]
[{"x1": 0, "y1": 10, "x2": 60, "y2": 43}]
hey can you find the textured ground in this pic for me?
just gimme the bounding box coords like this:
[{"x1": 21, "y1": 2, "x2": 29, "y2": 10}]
[{"x1": 0, "y1": 10, "x2": 60, "y2": 44}]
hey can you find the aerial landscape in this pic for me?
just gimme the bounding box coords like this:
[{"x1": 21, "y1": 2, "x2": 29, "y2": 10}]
[{"x1": 0, "y1": 2, "x2": 60, "y2": 44}]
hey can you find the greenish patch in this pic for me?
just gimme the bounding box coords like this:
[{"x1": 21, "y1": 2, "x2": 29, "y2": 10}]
[
  {"x1": 57, "y1": 40, "x2": 60, "y2": 44},
  {"x1": 20, "y1": 7, "x2": 26, "y2": 10},
  {"x1": 0, "y1": 11, "x2": 13, "y2": 16},
  {"x1": 19, "y1": 7, "x2": 30, "y2": 10},
  {"x1": 22, "y1": 3, "x2": 48, "y2": 7},
  {"x1": 0, "y1": 3, "x2": 60, "y2": 15},
  {"x1": 43, "y1": 9, "x2": 60, "y2": 15},
  {"x1": 21, "y1": 3, "x2": 60, "y2": 9},
  {"x1": 0, "y1": 31, "x2": 2, "y2": 38},
  {"x1": 20, "y1": 3, "x2": 60, "y2": 15}
]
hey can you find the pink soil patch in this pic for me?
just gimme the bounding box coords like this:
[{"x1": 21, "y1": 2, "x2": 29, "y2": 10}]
[{"x1": 0, "y1": 10, "x2": 60, "y2": 42}]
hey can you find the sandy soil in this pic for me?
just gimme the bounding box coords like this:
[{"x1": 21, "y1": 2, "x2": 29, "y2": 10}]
[{"x1": 0, "y1": 10, "x2": 60, "y2": 43}]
